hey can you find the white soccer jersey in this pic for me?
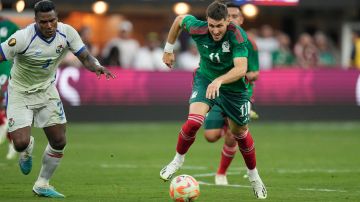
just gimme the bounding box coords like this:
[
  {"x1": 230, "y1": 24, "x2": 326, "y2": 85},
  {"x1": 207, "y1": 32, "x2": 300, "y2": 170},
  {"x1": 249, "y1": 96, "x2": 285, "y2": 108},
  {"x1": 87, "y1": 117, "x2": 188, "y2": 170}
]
[{"x1": 0, "y1": 22, "x2": 85, "y2": 92}]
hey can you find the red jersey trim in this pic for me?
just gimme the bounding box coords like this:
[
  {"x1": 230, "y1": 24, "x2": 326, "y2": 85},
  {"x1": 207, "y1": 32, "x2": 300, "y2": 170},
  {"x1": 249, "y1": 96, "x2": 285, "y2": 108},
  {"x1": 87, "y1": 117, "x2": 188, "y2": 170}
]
[
  {"x1": 189, "y1": 25, "x2": 208, "y2": 35},
  {"x1": 227, "y1": 24, "x2": 244, "y2": 43}
]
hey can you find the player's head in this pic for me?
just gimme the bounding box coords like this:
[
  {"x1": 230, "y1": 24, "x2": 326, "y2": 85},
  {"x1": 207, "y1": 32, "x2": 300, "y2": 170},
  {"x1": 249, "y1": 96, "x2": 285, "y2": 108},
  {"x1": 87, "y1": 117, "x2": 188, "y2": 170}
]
[
  {"x1": 226, "y1": 3, "x2": 244, "y2": 26},
  {"x1": 34, "y1": 0, "x2": 58, "y2": 38},
  {"x1": 206, "y1": 1, "x2": 230, "y2": 42}
]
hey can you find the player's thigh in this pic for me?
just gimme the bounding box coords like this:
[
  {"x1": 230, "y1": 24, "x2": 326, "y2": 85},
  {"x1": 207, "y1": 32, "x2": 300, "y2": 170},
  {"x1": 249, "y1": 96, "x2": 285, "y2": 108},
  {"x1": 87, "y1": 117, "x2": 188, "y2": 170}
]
[
  {"x1": 203, "y1": 105, "x2": 225, "y2": 142},
  {"x1": 6, "y1": 88, "x2": 33, "y2": 133},
  {"x1": 189, "y1": 70, "x2": 214, "y2": 115},
  {"x1": 34, "y1": 85, "x2": 67, "y2": 128}
]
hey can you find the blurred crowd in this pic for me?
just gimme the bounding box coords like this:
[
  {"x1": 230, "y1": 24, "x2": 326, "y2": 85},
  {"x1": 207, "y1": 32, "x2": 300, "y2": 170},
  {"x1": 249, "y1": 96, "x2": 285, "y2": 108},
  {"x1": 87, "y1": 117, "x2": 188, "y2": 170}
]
[{"x1": 62, "y1": 20, "x2": 350, "y2": 71}]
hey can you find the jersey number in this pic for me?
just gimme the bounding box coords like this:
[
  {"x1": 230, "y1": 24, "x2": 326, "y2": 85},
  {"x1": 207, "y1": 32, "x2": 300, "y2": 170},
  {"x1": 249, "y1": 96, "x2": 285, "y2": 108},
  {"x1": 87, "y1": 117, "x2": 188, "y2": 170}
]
[
  {"x1": 209, "y1": 53, "x2": 220, "y2": 63},
  {"x1": 42, "y1": 59, "x2": 52, "y2": 69},
  {"x1": 240, "y1": 101, "x2": 251, "y2": 117}
]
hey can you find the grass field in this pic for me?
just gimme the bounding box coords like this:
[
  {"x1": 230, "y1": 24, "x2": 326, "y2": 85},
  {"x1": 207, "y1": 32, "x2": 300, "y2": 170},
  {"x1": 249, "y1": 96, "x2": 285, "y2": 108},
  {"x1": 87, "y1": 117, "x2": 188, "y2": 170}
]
[{"x1": 0, "y1": 121, "x2": 359, "y2": 202}]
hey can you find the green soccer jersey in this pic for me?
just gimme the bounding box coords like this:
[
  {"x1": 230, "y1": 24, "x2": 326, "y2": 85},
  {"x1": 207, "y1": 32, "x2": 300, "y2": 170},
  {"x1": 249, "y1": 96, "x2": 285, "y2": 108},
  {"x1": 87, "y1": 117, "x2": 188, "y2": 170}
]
[
  {"x1": 181, "y1": 15, "x2": 249, "y2": 94},
  {"x1": 246, "y1": 37, "x2": 259, "y2": 98},
  {"x1": 0, "y1": 19, "x2": 19, "y2": 78}
]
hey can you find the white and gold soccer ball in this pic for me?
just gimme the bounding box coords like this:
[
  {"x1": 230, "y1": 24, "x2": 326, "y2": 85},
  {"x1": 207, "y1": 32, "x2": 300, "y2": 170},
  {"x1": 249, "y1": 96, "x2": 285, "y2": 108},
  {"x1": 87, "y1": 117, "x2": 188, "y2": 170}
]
[{"x1": 169, "y1": 175, "x2": 200, "y2": 202}]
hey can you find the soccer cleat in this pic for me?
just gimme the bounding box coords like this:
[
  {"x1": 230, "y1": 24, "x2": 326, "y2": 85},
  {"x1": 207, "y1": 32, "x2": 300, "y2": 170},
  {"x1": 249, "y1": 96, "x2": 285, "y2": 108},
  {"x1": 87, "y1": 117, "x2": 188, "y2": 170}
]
[
  {"x1": 19, "y1": 156, "x2": 32, "y2": 175},
  {"x1": 160, "y1": 159, "x2": 183, "y2": 181},
  {"x1": 249, "y1": 174, "x2": 267, "y2": 199},
  {"x1": 33, "y1": 185, "x2": 65, "y2": 198},
  {"x1": 250, "y1": 110, "x2": 259, "y2": 120},
  {"x1": 19, "y1": 136, "x2": 34, "y2": 175},
  {"x1": 6, "y1": 143, "x2": 17, "y2": 160},
  {"x1": 215, "y1": 174, "x2": 228, "y2": 185}
]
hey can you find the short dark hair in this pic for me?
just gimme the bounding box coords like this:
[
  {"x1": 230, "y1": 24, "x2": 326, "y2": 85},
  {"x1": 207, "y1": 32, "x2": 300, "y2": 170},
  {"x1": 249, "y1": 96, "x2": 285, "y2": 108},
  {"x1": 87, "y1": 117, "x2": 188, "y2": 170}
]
[
  {"x1": 34, "y1": 0, "x2": 56, "y2": 16},
  {"x1": 225, "y1": 2, "x2": 243, "y2": 15},
  {"x1": 206, "y1": 1, "x2": 228, "y2": 21}
]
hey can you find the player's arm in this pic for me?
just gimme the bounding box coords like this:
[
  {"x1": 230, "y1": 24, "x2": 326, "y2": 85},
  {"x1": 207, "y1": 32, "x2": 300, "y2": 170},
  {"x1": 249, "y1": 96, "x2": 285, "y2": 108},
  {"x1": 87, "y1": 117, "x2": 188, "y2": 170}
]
[
  {"x1": 163, "y1": 15, "x2": 187, "y2": 68},
  {"x1": 76, "y1": 48, "x2": 115, "y2": 79},
  {"x1": 206, "y1": 57, "x2": 247, "y2": 99}
]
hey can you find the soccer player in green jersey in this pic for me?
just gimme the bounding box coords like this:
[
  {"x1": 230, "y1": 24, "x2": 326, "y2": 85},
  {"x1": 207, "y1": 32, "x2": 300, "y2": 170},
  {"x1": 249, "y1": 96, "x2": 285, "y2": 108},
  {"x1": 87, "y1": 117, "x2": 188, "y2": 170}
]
[
  {"x1": 0, "y1": 0, "x2": 115, "y2": 198},
  {"x1": 160, "y1": 1, "x2": 267, "y2": 199},
  {"x1": 203, "y1": 2, "x2": 260, "y2": 186},
  {"x1": 0, "y1": 16, "x2": 19, "y2": 160}
]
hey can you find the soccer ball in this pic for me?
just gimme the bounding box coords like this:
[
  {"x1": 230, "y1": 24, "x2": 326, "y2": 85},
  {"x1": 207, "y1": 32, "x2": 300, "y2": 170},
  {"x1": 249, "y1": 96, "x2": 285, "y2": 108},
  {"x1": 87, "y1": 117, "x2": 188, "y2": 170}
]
[{"x1": 169, "y1": 175, "x2": 200, "y2": 202}]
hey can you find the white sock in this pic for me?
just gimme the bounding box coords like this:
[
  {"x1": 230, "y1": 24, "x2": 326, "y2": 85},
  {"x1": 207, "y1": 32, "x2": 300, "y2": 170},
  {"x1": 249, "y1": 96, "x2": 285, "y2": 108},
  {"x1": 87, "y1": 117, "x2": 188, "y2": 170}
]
[
  {"x1": 174, "y1": 152, "x2": 185, "y2": 163},
  {"x1": 247, "y1": 167, "x2": 259, "y2": 180},
  {"x1": 20, "y1": 136, "x2": 34, "y2": 159},
  {"x1": 35, "y1": 144, "x2": 64, "y2": 187}
]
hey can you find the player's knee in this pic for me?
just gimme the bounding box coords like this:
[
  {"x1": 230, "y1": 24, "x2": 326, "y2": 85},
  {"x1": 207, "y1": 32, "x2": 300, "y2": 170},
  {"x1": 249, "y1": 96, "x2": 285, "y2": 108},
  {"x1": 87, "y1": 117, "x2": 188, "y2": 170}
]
[
  {"x1": 230, "y1": 125, "x2": 248, "y2": 138},
  {"x1": 12, "y1": 136, "x2": 30, "y2": 152},
  {"x1": 49, "y1": 136, "x2": 67, "y2": 150},
  {"x1": 184, "y1": 114, "x2": 205, "y2": 134},
  {"x1": 204, "y1": 131, "x2": 221, "y2": 143}
]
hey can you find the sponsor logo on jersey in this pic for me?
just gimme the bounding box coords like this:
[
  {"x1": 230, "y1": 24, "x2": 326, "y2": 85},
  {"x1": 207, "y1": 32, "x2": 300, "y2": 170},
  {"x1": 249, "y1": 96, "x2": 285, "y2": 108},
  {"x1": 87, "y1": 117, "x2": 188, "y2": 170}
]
[
  {"x1": 8, "y1": 118, "x2": 15, "y2": 127},
  {"x1": 8, "y1": 38, "x2": 16, "y2": 47},
  {"x1": 202, "y1": 44, "x2": 208, "y2": 48},
  {"x1": 35, "y1": 50, "x2": 42, "y2": 56},
  {"x1": 222, "y1": 41, "x2": 230, "y2": 52},
  {"x1": 56, "y1": 45, "x2": 64, "y2": 54}
]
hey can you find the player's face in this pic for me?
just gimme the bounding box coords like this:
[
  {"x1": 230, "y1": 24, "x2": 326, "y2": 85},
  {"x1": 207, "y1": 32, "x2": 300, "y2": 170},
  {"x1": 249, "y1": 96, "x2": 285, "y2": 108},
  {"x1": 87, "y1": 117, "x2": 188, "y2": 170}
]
[
  {"x1": 35, "y1": 10, "x2": 58, "y2": 38},
  {"x1": 227, "y1": 7, "x2": 244, "y2": 26},
  {"x1": 207, "y1": 17, "x2": 229, "y2": 42}
]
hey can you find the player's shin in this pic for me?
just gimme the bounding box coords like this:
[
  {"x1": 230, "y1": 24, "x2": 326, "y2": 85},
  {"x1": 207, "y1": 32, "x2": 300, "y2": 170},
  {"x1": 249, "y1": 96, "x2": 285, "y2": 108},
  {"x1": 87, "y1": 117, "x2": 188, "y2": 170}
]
[
  {"x1": 35, "y1": 144, "x2": 64, "y2": 187},
  {"x1": 233, "y1": 130, "x2": 256, "y2": 170},
  {"x1": 176, "y1": 114, "x2": 205, "y2": 155},
  {"x1": 217, "y1": 142, "x2": 237, "y2": 175}
]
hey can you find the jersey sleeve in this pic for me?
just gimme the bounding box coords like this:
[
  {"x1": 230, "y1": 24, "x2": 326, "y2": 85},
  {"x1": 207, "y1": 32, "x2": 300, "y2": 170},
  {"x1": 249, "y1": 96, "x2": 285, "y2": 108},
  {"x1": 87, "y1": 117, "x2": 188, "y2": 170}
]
[
  {"x1": 232, "y1": 41, "x2": 248, "y2": 59},
  {"x1": 65, "y1": 24, "x2": 86, "y2": 56},
  {"x1": 247, "y1": 37, "x2": 259, "y2": 71},
  {"x1": 180, "y1": 15, "x2": 207, "y2": 35},
  {"x1": 0, "y1": 30, "x2": 27, "y2": 61}
]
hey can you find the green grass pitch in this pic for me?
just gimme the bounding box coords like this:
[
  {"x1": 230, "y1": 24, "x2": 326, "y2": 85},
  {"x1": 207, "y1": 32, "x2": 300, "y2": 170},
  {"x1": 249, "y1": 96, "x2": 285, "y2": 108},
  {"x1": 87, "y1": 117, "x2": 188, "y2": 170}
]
[{"x1": 0, "y1": 122, "x2": 359, "y2": 201}]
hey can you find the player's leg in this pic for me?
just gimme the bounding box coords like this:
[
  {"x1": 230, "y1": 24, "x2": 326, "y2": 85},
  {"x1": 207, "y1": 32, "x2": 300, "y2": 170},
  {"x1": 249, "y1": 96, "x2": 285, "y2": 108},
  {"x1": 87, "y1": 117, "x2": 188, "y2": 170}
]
[
  {"x1": 215, "y1": 128, "x2": 237, "y2": 185},
  {"x1": 160, "y1": 102, "x2": 209, "y2": 181},
  {"x1": 6, "y1": 133, "x2": 18, "y2": 160},
  {"x1": 10, "y1": 127, "x2": 34, "y2": 175},
  {"x1": 33, "y1": 124, "x2": 66, "y2": 198},
  {"x1": 32, "y1": 85, "x2": 67, "y2": 198},
  {"x1": 203, "y1": 105, "x2": 226, "y2": 143},
  {"x1": 0, "y1": 109, "x2": 8, "y2": 145},
  {"x1": 228, "y1": 119, "x2": 267, "y2": 199},
  {"x1": 7, "y1": 87, "x2": 35, "y2": 174}
]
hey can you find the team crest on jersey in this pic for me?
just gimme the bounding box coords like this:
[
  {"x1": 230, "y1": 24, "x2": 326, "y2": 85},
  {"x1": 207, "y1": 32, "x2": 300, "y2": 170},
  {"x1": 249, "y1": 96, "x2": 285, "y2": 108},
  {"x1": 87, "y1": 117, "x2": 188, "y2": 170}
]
[
  {"x1": 8, "y1": 38, "x2": 16, "y2": 47},
  {"x1": 8, "y1": 118, "x2": 15, "y2": 127},
  {"x1": 222, "y1": 41, "x2": 230, "y2": 52},
  {"x1": 56, "y1": 45, "x2": 64, "y2": 54}
]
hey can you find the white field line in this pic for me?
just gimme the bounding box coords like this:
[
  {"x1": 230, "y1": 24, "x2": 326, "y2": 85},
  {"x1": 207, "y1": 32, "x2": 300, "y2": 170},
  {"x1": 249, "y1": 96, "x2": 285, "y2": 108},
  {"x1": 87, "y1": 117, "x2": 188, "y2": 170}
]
[
  {"x1": 99, "y1": 164, "x2": 360, "y2": 174},
  {"x1": 100, "y1": 164, "x2": 208, "y2": 170},
  {"x1": 298, "y1": 188, "x2": 347, "y2": 193},
  {"x1": 198, "y1": 181, "x2": 251, "y2": 188},
  {"x1": 98, "y1": 164, "x2": 355, "y2": 193},
  {"x1": 276, "y1": 168, "x2": 360, "y2": 174}
]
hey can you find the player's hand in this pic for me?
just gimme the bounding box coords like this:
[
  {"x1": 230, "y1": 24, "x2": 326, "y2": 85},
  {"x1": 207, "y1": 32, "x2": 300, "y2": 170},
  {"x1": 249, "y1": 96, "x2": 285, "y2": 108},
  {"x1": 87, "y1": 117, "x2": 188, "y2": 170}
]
[
  {"x1": 163, "y1": 52, "x2": 175, "y2": 68},
  {"x1": 95, "y1": 66, "x2": 116, "y2": 80},
  {"x1": 206, "y1": 79, "x2": 222, "y2": 99}
]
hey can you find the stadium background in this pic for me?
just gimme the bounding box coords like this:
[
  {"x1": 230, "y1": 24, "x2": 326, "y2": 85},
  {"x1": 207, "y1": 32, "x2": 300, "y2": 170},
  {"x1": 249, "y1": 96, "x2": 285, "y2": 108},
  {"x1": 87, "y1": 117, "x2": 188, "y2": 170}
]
[
  {"x1": 0, "y1": 0, "x2": 360, "y2": 201},
  {"x1": 2, "y1": 0, "x2": 360, "y2": 122}
]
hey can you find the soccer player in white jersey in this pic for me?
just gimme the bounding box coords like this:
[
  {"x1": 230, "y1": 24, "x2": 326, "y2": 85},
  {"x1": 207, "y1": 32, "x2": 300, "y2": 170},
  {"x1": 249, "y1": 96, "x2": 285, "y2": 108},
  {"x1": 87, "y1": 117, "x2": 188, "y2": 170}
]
[{"x1": 0, "y1": 0, "x2": 115, "y2": 198}]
